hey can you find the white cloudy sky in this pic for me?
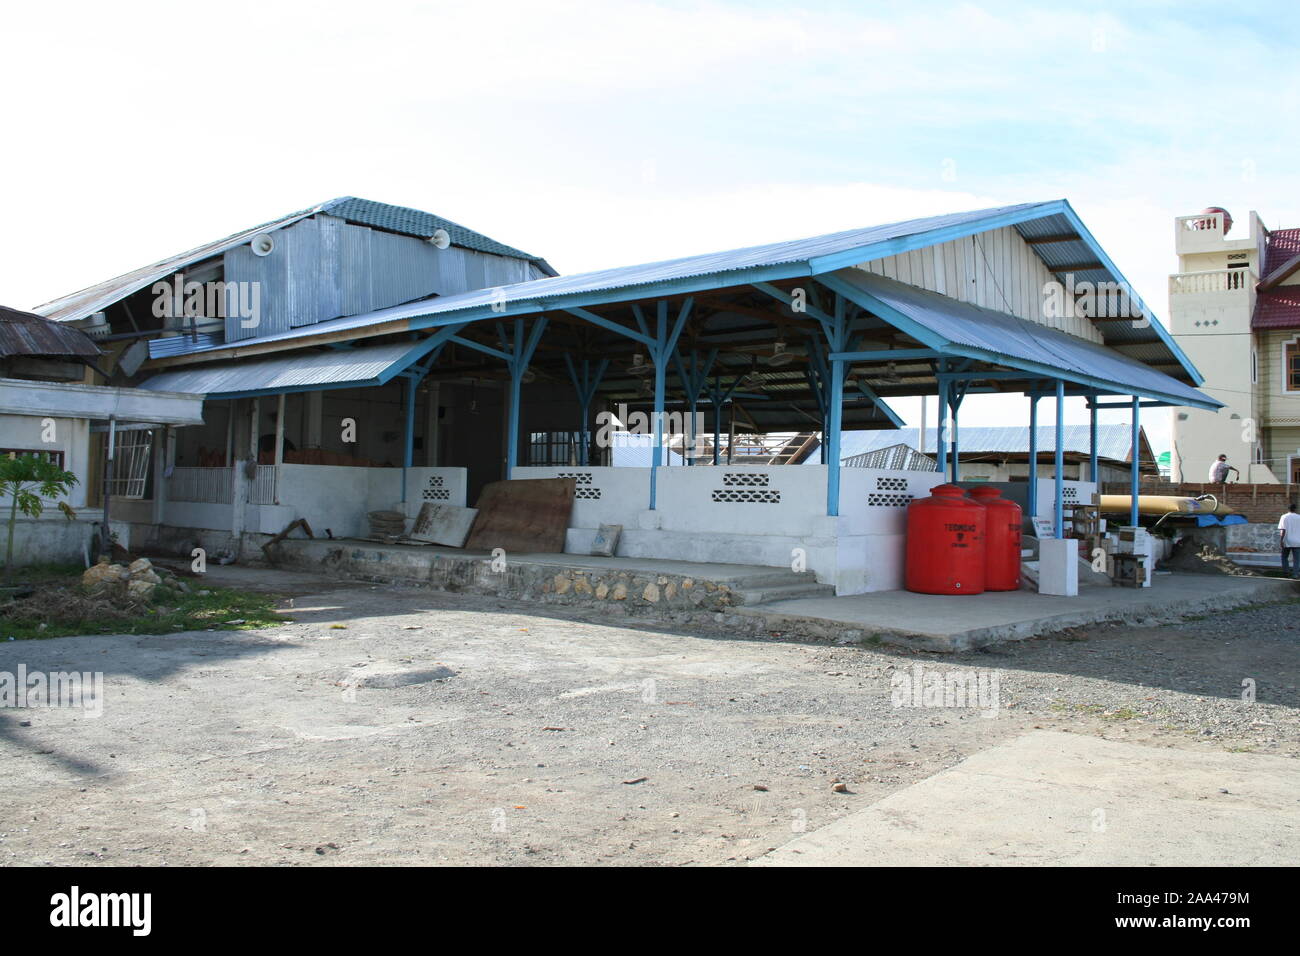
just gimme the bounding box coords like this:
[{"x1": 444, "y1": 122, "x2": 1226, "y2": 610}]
[{"x1": 4, "y1": 0, "x2": 1298, "y2": 452}]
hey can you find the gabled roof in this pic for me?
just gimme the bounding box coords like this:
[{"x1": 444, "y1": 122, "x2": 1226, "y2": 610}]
[
  {"x1": 148, "y1": 199, "x2": 1201, "y2": 388},
  {"x1": 827, "y1": 269, "x2": 1217, "y2": 408},
  {"x1": 1253, "y1": 227, "x2": 1300, "y2": 330},
  {"x1": 32, "y1": 196, "x2": 554, "y2": 323},
  {"x1": 0, "y1": 304, "x2": 99, "y2": 358}
]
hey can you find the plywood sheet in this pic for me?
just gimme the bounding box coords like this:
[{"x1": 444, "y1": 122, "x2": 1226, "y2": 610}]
[
  {"x1": 464, "y1": 478, "x2": 575, "y2": 554},
  {"x1": 410, "y1": 503, "x2": 479, "y2": 547}
]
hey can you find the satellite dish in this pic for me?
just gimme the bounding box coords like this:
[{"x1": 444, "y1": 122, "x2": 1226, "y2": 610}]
[
  {"x1": 250, "y1": 233, "x2": 275, "y2": 257},
  {"x1": 429, "y1": 228, "x2": 451, "y2": 250}
]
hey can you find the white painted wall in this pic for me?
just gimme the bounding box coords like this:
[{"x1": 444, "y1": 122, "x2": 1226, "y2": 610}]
[
  {"x1": 514, "y1": 464, "x2": 949, "y2": 595},
  {"x1": 158, "y1": 464, "x2": 468, "y2": 538},
  {"x1": 512, "y1": 466, "x2": 649, "y2": 527},
  {"x1": 0, "y1": 412, "x2": 91, "y2": 508}
]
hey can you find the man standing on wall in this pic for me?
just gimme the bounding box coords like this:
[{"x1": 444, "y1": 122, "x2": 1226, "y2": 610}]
[
  {"x1": 1208, "y1": 454, "x2": 1238, "y2": 484},
  {"x1": 1279, "y1": 502, "x2": 1300, "y2": 579}
]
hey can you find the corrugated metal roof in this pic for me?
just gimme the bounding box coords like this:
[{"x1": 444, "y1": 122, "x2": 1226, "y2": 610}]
[
  {"x1": 136, "y1": 340, "x2": 419, "y2": 397},
  {"x1": 321, "y1": 198, "x2": 555, "y2": 276},
  {"x1": 136, "y1": 199, "x2": 1204, "y2": 402},
  {"x1": 831, "y1": 269, "x2": 1218, "y2": 409},
  {"x1": 0, "y1": 304, "x2": 100, "y2": 358},
  {"x1": 35, "y1": 197, "x2": 556, "y2": 324},
  {"x1": 149, "y1": 202, "x2": 1060, "y2": 358},
  {"x1": 811, "y1": 424, "x2": 1143, "y2": 465},
  {"x1": 33, "y1": 204, "x2": 326, "y2": 323}
]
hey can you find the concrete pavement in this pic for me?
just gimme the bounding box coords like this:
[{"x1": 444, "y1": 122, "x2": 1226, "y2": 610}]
[{"x1": 754, "y1": 730, "x2": 1300, "y2": 866}]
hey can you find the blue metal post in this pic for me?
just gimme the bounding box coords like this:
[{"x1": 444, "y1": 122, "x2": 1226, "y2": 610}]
[
  {"x1": 401, "y1": 375, "x2": 417, "y2": 503},
  {"x1": 506, "y1": 321, "x2": 523, "y2": 479},
  {"x1": 1028, "y1": 394, "x2": 1039, "y2": 520},
  {"x1": 949, "y1": 391, "x2": 960, "y2": 483},
  {"x1": 714, "y1": 396, "x2": 722, "y2": 465},
  {"x1": 504, "y1": 317, "x2": 548, "y2": 480},
  {"x1": 1054, "y1": 379, "x2": 1065, "y2": 538},
  {"x1": 825, "y1": 297, "x2": 846, "y2": 516},
  {"x1": 1130, "y1": 395, "x2": 1140, "y2": 528},
  {"x1": 936, "y1": 378, "x2": 949, "y2": 479},
  {"x1": 1089, "y1": 394, "x2": 1099, "y2": 483},
  {"x1": 650, "y1": 303, "x2": 666, "y2": 509}
]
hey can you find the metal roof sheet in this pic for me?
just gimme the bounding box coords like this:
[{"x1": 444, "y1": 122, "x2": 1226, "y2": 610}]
[
  {"x1": 136, "y1": 340, "x2": 420, "y2": 398},
  {"x1": 321, "y1": 198, "x2": 555, "y2": 275},
  {"x1": 35, "y1": 197, "x2": 555, "y2": 324},
  {"x1": 138, "y1": 199, "x2": 1202, "y2": 394},
  {"x1": 33, "y1": 204, "x2": 325, "y2": 323},
  {"x1": 830, "y1": 269, "x2": 1219, "y2": 409},
  {"x1": 148, "y1": 202, "x2": 1060, "y2": 358},
  {"x1": 0, "y1": 304, "x2": 100, "y2": 358}
]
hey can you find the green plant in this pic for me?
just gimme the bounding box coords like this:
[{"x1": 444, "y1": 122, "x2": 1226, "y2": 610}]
[{"x1": 0, "y1": 454, "x2": 79, "y2": 584}]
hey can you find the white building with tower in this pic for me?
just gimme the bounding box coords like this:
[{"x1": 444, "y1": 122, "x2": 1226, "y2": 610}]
[{"x1": 1169, "y1": 206, "x2": 1300, "y2": 483}]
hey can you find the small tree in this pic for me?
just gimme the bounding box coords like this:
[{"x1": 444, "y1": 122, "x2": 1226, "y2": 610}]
[{"x1": 1, "y1": 454, "x2": 79, "y2": 584}]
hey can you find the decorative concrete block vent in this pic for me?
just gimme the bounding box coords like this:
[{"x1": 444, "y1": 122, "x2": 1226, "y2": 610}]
[
  {"x1": 557, "y1": 471, "x2": 601, "y2": 499},
  {"x1": 421, "y1": 474, "x2": 451, "y2": 501},
  {"x1": 867, "y1": 476, "x2": 915, "y2": 508},
  {"x1": 712, "y1": 472, "x2": 781, "y2": 503}
]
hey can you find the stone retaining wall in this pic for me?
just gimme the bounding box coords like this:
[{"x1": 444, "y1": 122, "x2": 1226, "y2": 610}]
[{"x1": 275, "y1": 540, "x2": 741, "y2": 618}]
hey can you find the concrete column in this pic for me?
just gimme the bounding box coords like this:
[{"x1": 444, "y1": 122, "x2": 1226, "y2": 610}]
[
  {"x1": 151, "y1": 425, "x2": 171, "y2": 525},
  {"x1": 1054, "y1": 379, "x2": 1065, "y2": 538}
]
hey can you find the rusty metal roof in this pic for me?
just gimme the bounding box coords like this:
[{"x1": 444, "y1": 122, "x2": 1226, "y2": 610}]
[{"x1": 0, "y1": 304, "x2": 100, "y2": 358}]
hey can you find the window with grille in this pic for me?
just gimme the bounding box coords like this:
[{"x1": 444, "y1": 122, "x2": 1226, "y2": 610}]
[
  {"x1": 104, "y1": 429, "x2": 154, "y2": 499},
  {"x1": 1288, "y1": 342, "x2": 1300, "y2": 392}
]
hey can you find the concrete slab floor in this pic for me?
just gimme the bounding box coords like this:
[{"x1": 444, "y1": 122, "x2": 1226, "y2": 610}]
[
  {"x1": 736, "y1": 573, "x2": 1299, "y2": 651},
  {"x1": 753, "y1": 730, "x2": 1300, "y2": 866}
]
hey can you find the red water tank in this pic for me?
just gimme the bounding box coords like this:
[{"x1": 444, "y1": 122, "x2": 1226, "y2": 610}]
[
  {"x1": 905, "y1": 483, "x2": 986, "y2": 595},
  {"x1": 968, "y1": 486, "x2": 1023, "y2": 591}
]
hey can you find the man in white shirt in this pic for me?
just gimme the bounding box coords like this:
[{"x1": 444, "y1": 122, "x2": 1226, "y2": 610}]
[
  {"x1": 1208, "y1": 454, "x2": 1238, "y2": 484},
  {"x1": 1279, "y1": 503, "x2": 1300, "y2": 578}
]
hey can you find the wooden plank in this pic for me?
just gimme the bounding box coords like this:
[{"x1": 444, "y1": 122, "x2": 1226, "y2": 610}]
[{"x1": 464, "y1": 477, "x2": 576, "y2": 554}]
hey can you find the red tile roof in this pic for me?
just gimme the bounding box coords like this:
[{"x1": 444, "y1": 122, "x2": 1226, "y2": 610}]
[{"x1": 1252, "y1": 227, "x2": 1300, "y2": 330}]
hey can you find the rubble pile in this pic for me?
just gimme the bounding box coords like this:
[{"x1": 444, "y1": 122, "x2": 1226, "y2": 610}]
[{"x1": 82, "y1": 557, "x2": 192, "y2": 602}]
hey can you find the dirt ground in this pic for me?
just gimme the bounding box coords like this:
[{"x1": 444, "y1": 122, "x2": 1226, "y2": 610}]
[{"x1": 1, "y1": 568, "x2": 1296, "y2": 866}]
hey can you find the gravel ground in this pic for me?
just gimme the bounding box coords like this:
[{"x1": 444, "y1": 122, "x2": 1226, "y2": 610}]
[{"x1": 0, "y1": 574, "x2": 1295, "y2": 866}]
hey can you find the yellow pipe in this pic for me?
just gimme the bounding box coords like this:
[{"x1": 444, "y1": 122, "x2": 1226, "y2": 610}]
[{"x1": 1097, "y1": 494, "x2": 1236, "y2": 517}]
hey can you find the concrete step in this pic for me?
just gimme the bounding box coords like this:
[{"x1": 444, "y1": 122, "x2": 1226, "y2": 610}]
[
  {"x1": 733, "y1": 581, "x2": 837, "y2": 605},
  {"x1": 726, "y1": 569, "x2": 824, "y2": 588},
  {"x1": 1227, "y1": 551, "x2": 1278, "y2": 568}
]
